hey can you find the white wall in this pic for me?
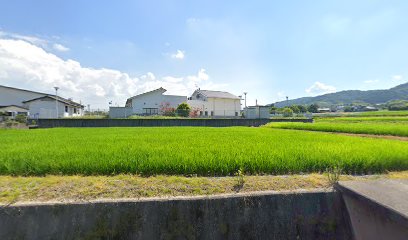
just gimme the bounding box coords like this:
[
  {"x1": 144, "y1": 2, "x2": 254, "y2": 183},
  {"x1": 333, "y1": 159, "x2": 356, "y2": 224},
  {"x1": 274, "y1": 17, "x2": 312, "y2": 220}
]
[
  {"x1": 244, "y1": 106, "x2": 270, "y2": 119},
  {"x1": 109, "y1": 107, "x2": 133, "y2": 118},
  {"x1": 0, "y1": 86, "x2": 45, "y2": 106},
  {"x1": 188, "y1": 98, "x2": 241, "y2": 117},
  {"x1": 130, "y1": 91, "x2": 187, "y2": 115},
  {"x1": 26, "y1": 99, "x2": 83, "y2": 118}
]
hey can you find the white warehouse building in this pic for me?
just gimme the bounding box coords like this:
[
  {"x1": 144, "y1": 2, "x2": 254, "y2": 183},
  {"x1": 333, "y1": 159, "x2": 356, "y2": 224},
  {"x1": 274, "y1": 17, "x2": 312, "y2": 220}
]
[
  {"x1": 187, "y1": 89, "x2": 241, "y2": 117},
  {"x1": 108, "y1": 87, "x2": 187, "y2": 118},
  {"x1": 0, "y1": 85, "x2": 84, "y2": 119}
]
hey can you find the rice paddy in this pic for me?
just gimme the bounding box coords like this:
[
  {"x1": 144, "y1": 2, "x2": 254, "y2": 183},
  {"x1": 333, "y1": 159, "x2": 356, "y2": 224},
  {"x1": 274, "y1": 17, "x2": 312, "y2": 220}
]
[
  {"x1": 267, "y1": 115, "x2": 408, "y2": 137},
  {"x1": 0, "y1": 127, "x2": 407, "y2": 176}
]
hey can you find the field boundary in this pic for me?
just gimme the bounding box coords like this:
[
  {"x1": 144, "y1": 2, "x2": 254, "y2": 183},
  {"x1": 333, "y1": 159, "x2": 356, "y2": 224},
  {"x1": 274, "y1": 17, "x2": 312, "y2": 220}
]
[
  {"x1": 0, "y1": 189, "x2": 352, "y2": 239},
  {"x1": 31, "y1": 118, "x2": 313, "y2": 128}
]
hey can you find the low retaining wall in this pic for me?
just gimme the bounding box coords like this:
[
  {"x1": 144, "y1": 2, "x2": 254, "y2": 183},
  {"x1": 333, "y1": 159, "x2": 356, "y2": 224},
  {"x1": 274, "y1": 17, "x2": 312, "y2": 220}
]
[
  {"x1": 31, "y1": 118, "x2": 313, "y2": 128},
  {"x1": 0, "y1": 190, "x2": 351, "y2": 240}
]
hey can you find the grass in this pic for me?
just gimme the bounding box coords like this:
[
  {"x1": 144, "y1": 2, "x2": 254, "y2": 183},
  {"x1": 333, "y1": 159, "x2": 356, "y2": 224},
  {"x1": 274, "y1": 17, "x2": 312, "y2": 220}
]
[
  {"x1": 1, "y1": 171, "x2": 407, "y2": 204},
  {"x1": 1, "y1": 127, "x2": 407, "y2": 176},
  {"x1": 266, "y1": 121, "x2": 408, "y2": 137}
]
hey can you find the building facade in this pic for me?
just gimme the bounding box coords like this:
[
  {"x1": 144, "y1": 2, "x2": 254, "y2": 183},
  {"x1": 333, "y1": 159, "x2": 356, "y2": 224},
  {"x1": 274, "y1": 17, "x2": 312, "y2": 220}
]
[
  {"x1": 124, "y1": 88, "x2": 187, "y2": 115},
  {"x1": 0, "y1": 85, "x2": 84, "y2": 119},
  {"x1": 187, "y1": 89, "x2": 241, "y2": 117}
]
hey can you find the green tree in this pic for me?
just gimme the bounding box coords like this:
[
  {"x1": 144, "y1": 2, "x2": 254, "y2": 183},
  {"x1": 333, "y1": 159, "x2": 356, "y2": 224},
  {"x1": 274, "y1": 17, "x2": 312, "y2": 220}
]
[
  {"x1": 176, "y1": 103, "x2": 191, "y2": 117},
  {"x1": 289, "y1": 105, "x2": 300, "y2": 114},
  {"x1": 15, "y1": 114, "x2": 27, "y2": 123},
  {"x1": 307, "y1": 104, "x2": 319, "y2": 113},
  {"x1": 282, "y1": 108, "x2": 293, "y2": 117},
  {"x1": 270, "y1": 106, "x2": 278, "y2": 115},
  {"x1": 344, "y1": 106, "x2": 353, "y2": 112},
  {"x1": 297, "y1": 105, "x2": 307, "y2": 113}
]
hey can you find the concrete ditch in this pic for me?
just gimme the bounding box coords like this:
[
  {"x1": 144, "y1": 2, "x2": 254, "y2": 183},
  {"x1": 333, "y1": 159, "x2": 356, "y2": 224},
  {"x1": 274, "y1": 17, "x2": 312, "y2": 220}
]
[{"x1": 0, "y1": 190, "x2": 352, "y2": 240}]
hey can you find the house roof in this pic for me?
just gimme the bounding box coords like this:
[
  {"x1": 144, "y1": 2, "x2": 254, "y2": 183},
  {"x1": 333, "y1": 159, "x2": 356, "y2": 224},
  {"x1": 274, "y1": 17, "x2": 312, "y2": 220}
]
[
  {"x1": 0, "y1": 105, "x2": 29, "y2": 110},
  {"x1": 0, "y1": 84, "x2": 49, "y2": 96},
  {"x1": 23, "y1": 95, "x2": 84, "y2": 107},
  {"x1": 196, "y1": 90, "x2": 240, "y2": 100},
  {"x1": 127, "y1": 87, "x2": 167, "y2": 101}
]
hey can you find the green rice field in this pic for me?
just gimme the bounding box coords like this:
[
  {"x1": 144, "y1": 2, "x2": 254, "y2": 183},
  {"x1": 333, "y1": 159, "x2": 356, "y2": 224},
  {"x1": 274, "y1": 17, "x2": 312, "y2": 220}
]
[
  {"x1": 0, "y1": 127, "x2": 407, "y2": 176},
  {"x1": 315, "y1": 110, "x2": 408, "y2": 118},
  {"x1": 267, "y1": 122, "x2": 408, "y2": 137}
]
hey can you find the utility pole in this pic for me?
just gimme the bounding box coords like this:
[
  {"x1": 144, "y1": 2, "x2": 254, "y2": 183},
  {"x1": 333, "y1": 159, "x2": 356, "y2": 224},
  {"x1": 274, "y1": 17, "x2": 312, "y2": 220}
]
[
  {"x1": 243, "y1": 92, "x2": 248, "y2": 108},
  {"x1": 54, "y1": 87, "x2": 59, "y2": 118}
]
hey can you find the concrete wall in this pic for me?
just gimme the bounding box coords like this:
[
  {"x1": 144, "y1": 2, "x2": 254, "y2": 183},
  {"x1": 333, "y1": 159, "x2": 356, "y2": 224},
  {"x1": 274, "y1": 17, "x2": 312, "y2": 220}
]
[
  {"x1": 0, "y1": 191, "x2": 352, "y2": 240},
  {"x1": 33, "y1": 118, "x2": 313, "y2": 128},
  {"x1": 109, "y1": 107, "x2": 133, "y2": 118},
  {"x1": 244, "y1": 107, "x2": 271, "y2": 119}
]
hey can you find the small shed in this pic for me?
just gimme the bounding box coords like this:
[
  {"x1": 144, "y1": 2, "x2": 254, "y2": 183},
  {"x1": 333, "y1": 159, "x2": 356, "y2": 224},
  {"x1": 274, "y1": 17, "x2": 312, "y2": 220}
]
[{"x1": 244, "y1": 106, "x2": 270, "y2": 119}]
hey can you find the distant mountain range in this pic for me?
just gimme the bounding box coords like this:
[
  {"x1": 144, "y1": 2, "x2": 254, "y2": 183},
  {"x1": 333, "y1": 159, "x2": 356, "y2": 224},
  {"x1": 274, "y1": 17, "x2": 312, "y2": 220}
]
[{"x1": 273, "y1": 82, "x2": 408, "y2": 108}]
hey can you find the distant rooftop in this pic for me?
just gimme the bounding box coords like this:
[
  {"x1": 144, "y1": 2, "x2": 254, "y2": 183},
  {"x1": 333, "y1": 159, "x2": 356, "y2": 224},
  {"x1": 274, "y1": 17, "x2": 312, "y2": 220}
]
[{"x1": 196, "y1": 90, "x2": 240, "y2": 99}]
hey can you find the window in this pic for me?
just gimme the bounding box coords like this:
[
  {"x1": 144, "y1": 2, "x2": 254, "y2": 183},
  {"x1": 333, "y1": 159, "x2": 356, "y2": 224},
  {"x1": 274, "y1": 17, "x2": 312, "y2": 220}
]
[
  {"x1": 200, "y1": 111, "x2": 203, "y2": 116},
  {"x1": 205, "y1": 111, "x2": 208, "y2": 116},
  {"x1": 74, "y1": 108, "x2": 77, "y2": 114},
  {"x1": 65, "y1": 106, "x2": 68, "y2": 113},
  {"x1": 143, "y1": 108, "x2": 159, "y2": 115},
  {"x1": 235, "y1": 112, "x2": 238, "y2": 116},
  {"x1": 211, "y1": 111, "x2": 214, "y2": 116}
]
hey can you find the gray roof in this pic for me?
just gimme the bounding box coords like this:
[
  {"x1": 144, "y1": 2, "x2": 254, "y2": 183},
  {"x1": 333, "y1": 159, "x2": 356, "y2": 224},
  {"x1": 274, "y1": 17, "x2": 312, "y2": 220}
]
[
  {"x1": 0, "y1": 105, "x2": 29, "y2": 110},
  {"x1": 127, "y1": 87, "x2": 167, "y2": 101},
  {"x1": 23, "y1": 95, "x2": 84, "y2": 107},
  {"x1": 0, "y1": 84, "x2": 49, "y2": 95},
  {"x1": 197, "y1": 90, "x2": 240, "y2": 99}
]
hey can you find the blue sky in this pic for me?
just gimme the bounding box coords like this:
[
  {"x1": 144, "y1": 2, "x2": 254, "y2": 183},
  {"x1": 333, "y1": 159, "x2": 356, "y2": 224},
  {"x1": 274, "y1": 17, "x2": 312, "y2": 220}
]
[{"x1": 0, "y1": 0, "x2": 407, "y2": 108}]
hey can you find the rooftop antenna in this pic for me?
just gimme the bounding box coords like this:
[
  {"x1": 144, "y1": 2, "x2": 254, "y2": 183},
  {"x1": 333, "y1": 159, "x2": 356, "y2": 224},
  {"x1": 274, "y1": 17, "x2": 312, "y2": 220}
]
[{"x1": 243, "y1": 92, "x2": 248, "y2": 108}]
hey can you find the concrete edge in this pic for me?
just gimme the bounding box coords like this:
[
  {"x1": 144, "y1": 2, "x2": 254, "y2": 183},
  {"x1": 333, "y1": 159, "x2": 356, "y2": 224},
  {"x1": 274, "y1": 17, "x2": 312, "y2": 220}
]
[
  {"x1": 335, "y1": 182, "x2": 408, "y2": 226},
  {"x1": 1, "y1": 188, "x2": 333, "y2": 208}
]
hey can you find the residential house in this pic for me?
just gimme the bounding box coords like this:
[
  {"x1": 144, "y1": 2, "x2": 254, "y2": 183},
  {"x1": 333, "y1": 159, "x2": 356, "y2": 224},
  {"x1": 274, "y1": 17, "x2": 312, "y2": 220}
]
[
  {"x1": 0, "y1": 85, "x2": 84, "y2": 119},
  {"x1": 187, "y1": 89, "x2": 241, "y2": 117}
]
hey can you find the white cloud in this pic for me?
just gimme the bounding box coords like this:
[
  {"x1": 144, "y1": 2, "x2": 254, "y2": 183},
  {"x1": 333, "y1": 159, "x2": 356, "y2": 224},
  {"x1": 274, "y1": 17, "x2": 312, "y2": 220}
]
[
  {"x1": 0, "y1": 31, "x2": 48, "y2": 47},
  {"x1": 364, "y1": 79, "x2": 379, "y2": 84},
  {"x1": 305, "y1": 82, "x2": 336, "y2": 95},
  {"x1": 0, "y1": 38, "x2": 221, "y2": 108},
  {"x1": 53, "y1": 43, "x2": 70, "y2": 52},
  {"x1": 392, "y1": 75, "x2": 403, "y2": 82},
  {"x1": 163, "y1": 76, "x2": 183, "y2": 83},
  {"x1": 171, "y1": 50, "x2": 185, "y2": 59},
  {"x1": 140, "y1": 72, "x2": 156, "y2": 81}
]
